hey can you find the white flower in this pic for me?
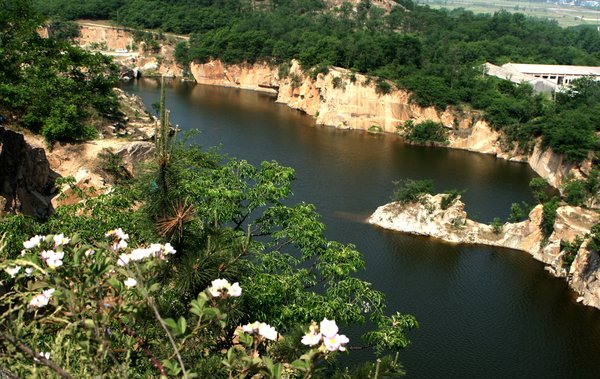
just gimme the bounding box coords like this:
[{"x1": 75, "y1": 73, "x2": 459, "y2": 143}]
[
  {"x1": 105, "y1": 228, "x2": 128, "y2": 240},
  {"x1": 124, "y1": 278, "x2": 137, "y2": 288},
  {"x1": 5, "y1": 266, "x2": 21, "y2": 278},
  {"x1": 323, "y1": 334, "x2": 349, "y2": 352},
  {"x1": 301, "y1": 332, "x2": 322, "y2": 346},
  {"x1": 40, "y1": 250, "x2": 64, "y2": 269},
  {"x1": 114, "y1": 228, "x2": 129, "y2": 241},
  {"x1": 23, "y1": 235, "x2": 43, "y2": 249},
  {"x1": 85, "y1": 249, "x2": 95, "y2": 257},
  {"x1": 319, "y1": 318, "x2": 339, "y2": 339},
  {"x1": 29, "y1": 289, "x2": 55, "y2": 309},
  {"x1": 242, "y1": 321, "x2": 260, "y2": 334},
  {"x1": 163, "y1": 243, "x2": 176, "y2": 255},
  {"x1": 228, "y1": 282, "x2": 242, "y2": 297},
  {"x1": 53, "y1": 233, "x2": 70, "y2": 247},
  {"x1": 258, "y1": 323, "x2": 278, "y2": 341},
  {"x1": 128, "y1": 248, "x2": 144, "y2": 261},
  {"x1": 117, "y1": 253, "x2": 130, "y2": 266},
  {"x1": 208, "y1": 278, "x2": 231, "y2": 297},
  {"x1": 25, "y1": 267, "x2": 34, "y2": 276}
]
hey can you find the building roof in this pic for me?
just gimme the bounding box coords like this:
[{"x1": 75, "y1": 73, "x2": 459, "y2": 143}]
[
  {"x1": 504, "y1": 63, "x2": 600, "y2": 76},
  {"x1": 483, "y1": 62, "x2": 557, "y2": 93}
]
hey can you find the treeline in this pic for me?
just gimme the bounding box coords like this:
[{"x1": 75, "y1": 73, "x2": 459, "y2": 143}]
[{"x1": 33, "y1": 0, "x2": 599, "y2": 160}]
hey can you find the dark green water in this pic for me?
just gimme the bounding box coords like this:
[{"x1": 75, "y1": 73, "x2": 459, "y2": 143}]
[{"x1": 122, "y1": 78, "x2": 600, "y2": 378}]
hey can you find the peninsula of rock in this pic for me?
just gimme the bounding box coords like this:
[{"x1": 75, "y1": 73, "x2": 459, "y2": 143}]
[{"x1": 368, "y1": 194, "x2": 600, "y2": 309}]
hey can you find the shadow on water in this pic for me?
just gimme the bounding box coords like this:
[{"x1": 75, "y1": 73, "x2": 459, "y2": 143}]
[{"x1": 121, "y1": 78, "x2": 600, "y2": 379}]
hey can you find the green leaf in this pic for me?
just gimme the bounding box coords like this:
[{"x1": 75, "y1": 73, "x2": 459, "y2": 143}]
[{"x1": 177, "y1": 316, "x2": 187, "y2": 335}]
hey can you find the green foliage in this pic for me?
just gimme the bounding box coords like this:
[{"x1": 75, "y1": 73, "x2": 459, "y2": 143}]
[
  {"x1": 561, "y1": 235, "x2": 584, "y2": 269},
  {"x1": 541, "y1": 197, "x2": 560, "y2": 239},
  {"x1": 491, "y1": 217, "x2": 503, "y2": 234},
  {"x1": 529, "y1": 177, "x2": 550, "y2": 204},
  {"x1": 392, "y1": 179, "x2": 434, "y2": 204},
  {"x1": 332, "y1": 76, "x2": 343, "y2": 89},
  {"x1": 440, "y1": 189, "x2": 464, "y2": 210},
  {"x1": 0, "y1": 1, "x2": 118, "y2": 143},
  {"x1": 562, "y1": 178, "x2": 588, "y2": 207},
  {"x1": 403, "y1": 120, "x2": 448, "y2": 145},
  {"x1": 375, "y1": 78, "x2": 392, "y2": 95},
  {"x1": 173, "y1": 41, "x2": 190, "y2": 67},
  {"x1": 46, "y1": 18, "x2": 80, "y2": 41},
  {"x1": 508, "y1": 202, "x2": 530, "y2": 222},
  {"x1": 589, "y1": 223, "x2": 600, "y2": 252},
  {"x1": 561, "y1": 169, "x2": 600, "y2": 208},
  {"x1": 368, "y1": 125, "x2": 383, "y2": 133}
]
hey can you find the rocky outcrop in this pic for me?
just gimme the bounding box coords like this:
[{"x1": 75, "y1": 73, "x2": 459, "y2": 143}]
[
  {"x1": 0, "y1": 127, "x2": 58, "y2": 219},
  {"x1": 368, "y1": 194, "x2": 600, "y2": 308},
  {"x1": 75, "y1": 22, "x2": 185, "y2": 78},
  {"x1": 190, "y1": 59, "x2": 589, "y2": 190}
]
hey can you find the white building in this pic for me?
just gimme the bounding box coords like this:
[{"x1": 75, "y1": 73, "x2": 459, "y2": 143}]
[
  {"x1": 503, "y1": 63, "x2": 600, "y2": 85},
  {"x1": 484, "y1": 62, "x2": 600, "y2": 94}
]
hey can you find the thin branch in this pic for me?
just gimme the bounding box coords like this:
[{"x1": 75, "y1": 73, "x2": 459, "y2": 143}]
[
  {"x1": 0, "y1": 332, "x2": 73, "y2": 379},
  {"x1": 116, "y1": 317, "x2": 167, "y2": 376}
]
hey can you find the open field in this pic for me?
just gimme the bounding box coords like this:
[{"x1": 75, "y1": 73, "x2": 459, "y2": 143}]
[{"x1": 422, "y1": 0, "x2": 600, "y2": 27}]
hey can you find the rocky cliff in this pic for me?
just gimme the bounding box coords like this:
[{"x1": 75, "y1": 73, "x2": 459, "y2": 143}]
[
  {"x1": 190, "y1": 59, "x2": 589, "y2": 188},
  {"x1": 368, "y1": 194, "x2": 600, "y2": 308},
  {"x1": 76, "y1": 22, "x2": 184, "y2": 78},
  {"x1": 0, "y1": 127, "x2": 58, "y2": 219}
]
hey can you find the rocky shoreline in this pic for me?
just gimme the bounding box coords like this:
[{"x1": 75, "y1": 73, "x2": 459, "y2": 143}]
[
  {"x1": 73, "y1": 22, "x2": 591, "y2": 190},
  {"x1": 368, "y1": 194, "x2": 600, "y2": 309}
]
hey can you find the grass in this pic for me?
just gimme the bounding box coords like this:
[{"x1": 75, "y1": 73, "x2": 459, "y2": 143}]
[{"x1": 422, "y1": 0, "x2": 600, "y2": 27}]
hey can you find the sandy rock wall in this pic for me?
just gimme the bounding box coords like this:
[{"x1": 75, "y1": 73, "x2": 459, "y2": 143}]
[
  {"x1": 189, "y1": 59, "x2": 592, "y2": 190},
  {"x1": 368, "y1": 194, "x2": 600, "y2": 308},
  {"x1": 76, "y1": 23, "x2": 184, "y2": 78}
]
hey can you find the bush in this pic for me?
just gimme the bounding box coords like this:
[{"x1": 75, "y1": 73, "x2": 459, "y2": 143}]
[
  {"x1": 404, "y1": 120, "x2": 448, "y2": 145},
  {"x1": 375, "y1": 78, "x2": 392, "y2": 95},
  {"x1": 561, "y1": 236, "x2": 584, "y2": 269},
  {"x1": 440, "y1": 189, "x2": 464, "y2": 209},
  {"x1": 508, "y1": 202, "x2": 530, "y2": 222},
  {"x1": 491, "y1": 217, "x2": 503, "y2": 234},
  {"x1": 541, "y1": 197, "x2": 560, "y2": 239},
  {"x1": 368, "y1": 125, "x2": 383, "y2": 133},
  {"x1": 530, "y1": 177, "x2": 550, "y2": 204},
  {"x1": 392, "y1": 179, "x2": 434, "y2": 204},
  {"x1": 332, "y1": 76, "x2": 344, "y2": 89}
]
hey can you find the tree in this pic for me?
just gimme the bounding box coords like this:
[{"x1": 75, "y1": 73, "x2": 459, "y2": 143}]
[
  {"x1": 530, "y1": 177, "x2": 549, "y2": 204},
  {"x1": 392, "y1": 179, "x2": 434, "y2": 203}
]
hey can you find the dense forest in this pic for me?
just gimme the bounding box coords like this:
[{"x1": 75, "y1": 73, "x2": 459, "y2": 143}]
[{"x1": 33, "y1": 0, "x2": 600, "y2": 161}]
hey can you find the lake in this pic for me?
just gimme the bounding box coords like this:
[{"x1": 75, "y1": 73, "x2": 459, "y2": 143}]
[{"x1": 121, "y1": 78, "x2": 600, "y2": 378}]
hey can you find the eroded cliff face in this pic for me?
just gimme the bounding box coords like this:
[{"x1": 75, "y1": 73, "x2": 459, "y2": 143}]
[
  {"x1": 368, "y1": 194, "x2": 600, "y2": 308},
  {"x1": 76, "y1": 22, "x2": 184, "y2": 78},
  {"x1": 190, "y1": 59, "x2": 590, "y2": 188},
  {"x1": 0, "y1": 128, "x2": 57, "y2": 219}
]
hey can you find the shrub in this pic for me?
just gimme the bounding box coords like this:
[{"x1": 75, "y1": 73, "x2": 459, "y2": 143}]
[
  {"x1": 441, "y1": 189, "x2": 464, "y2": 209},
  {"x1": 404, "y1": 120, "x2": 448, "y2": 145},
  {"x1": 375, "y1": 78, "x2": 392, "y2": 95},
  {"x1": 491, "y1": 217, "x2": 503, "y2": 234},
  {"x1": 541, "y1": 197, "x2": 560, "y2": 239},
  {"x1": 530, "y1": 177, "x2": 550, "y2": 204},
  {"x1": 368, "y1": 125, "x2": 383, "y2": 133},
  {"x1": 332, "y1": 76, "x2": 344, "y2": 89},
  {"x1": 561, "y1": 236, "x2": 584, "y2": 269},
  {"x1": 392, "y1": 179, "x2": 434, "y2": 204},
  {"x1": 508, "y1": 202, "x2": 530, "y2": 222}
]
